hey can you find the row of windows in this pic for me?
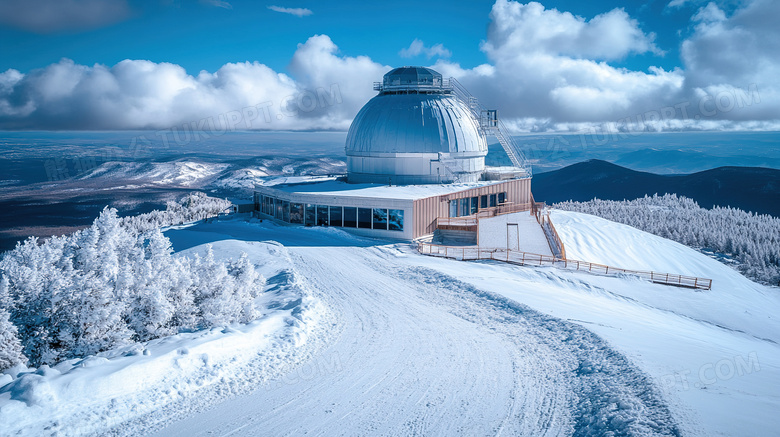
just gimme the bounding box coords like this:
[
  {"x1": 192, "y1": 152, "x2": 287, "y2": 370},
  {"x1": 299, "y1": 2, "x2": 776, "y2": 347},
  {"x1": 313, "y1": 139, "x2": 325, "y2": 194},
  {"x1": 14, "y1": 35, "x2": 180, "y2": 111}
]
[
  {"x1": 255, "y1": 194, "x2": 404, "y2": 231},
  {"x1": 449, "y1": 192, "x2": 506, "y2": 217}
]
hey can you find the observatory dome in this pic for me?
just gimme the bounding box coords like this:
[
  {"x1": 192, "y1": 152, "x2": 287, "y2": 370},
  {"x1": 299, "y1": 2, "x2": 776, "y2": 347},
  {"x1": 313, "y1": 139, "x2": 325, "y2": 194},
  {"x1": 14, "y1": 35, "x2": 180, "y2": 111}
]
[{"x1": 345, "y1": 67, "x2": 487, "y2": 185}]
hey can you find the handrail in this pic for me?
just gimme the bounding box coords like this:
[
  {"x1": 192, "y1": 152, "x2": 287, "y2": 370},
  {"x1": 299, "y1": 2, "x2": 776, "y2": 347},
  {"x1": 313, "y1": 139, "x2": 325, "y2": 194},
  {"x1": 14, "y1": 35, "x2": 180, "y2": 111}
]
[
  {"x1": 416, "y1": 242, "x2": 712, "y2": 290},
  {"x1": 435, "y1": 201, "x2": 543, "y2": 229},
  {"x1": 448, "y1": 77, "x2": 531, "y2": 175},
  {"x1": 541, "y1": 213, "x2": 566, "y2": 260}
]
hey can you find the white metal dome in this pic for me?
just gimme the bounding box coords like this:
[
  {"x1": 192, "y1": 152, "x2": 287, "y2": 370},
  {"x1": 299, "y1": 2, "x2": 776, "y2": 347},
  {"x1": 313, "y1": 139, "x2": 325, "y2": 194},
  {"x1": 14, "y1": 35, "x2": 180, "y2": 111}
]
[{"x1": 345, "y1": 67, "x2": 487, "y2": 185}]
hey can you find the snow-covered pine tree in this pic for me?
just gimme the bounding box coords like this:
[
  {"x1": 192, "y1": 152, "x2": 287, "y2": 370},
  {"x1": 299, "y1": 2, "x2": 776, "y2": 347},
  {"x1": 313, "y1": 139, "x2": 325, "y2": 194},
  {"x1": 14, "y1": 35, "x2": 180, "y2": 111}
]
[
  {"x1": 0, "y1": 276, "x2": 26, "y2": 371},
  {"x1": 229, "y1": 253, "x2": 265, "y2": 323},
  {"x1": 192, "y1": 245, "x2": 240, "y2": 328},
  {"x1": 127, "y1": 229, "x2": 178, "y2": 341}
]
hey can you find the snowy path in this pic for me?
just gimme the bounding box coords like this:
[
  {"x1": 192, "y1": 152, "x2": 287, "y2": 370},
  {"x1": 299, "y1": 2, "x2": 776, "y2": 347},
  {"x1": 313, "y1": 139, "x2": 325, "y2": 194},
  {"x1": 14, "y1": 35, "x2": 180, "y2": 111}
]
[{"x1": 153, "y1": 239, "x2": 678, "y2": 436}]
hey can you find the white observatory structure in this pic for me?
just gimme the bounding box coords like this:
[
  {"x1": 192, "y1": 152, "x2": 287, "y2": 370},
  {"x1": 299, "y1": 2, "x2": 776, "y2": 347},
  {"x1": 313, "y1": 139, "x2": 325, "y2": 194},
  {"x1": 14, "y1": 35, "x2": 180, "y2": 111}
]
[
  {"x1": 254, "y1": 66, "x2": 534, "y2": 240},
  {"x1": 346, "y1": 67, "x2": 487, "y2": 184}
]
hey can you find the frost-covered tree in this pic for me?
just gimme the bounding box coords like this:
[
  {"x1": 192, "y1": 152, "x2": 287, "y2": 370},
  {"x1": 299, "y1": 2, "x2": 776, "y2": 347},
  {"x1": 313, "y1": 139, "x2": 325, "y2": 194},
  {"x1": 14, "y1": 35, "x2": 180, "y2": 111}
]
[
  {"x1": 229, "y1": 253, "x2": 265, "y2": 323},
  {"x1": 68, "y1": 272, "x2": 133, "y2": 358},
  {"x1": 0, "y1": 195, "x2": 263, "y2": 367},
  {"x1": 128, "y1": 229, "x2": 186, "y2": 341},
  {"x1": 555, "y1": 194, "x2": 780, "y2": 285},
  {"x1": 192, "y1": 245, "x2": 241, "y2": 328},
  {"x1": 0, "y1": 276, "x2": 26, "y2": 371},
  {"x1": 121, "y1": 192, "x2": 231, "y2": 233}
]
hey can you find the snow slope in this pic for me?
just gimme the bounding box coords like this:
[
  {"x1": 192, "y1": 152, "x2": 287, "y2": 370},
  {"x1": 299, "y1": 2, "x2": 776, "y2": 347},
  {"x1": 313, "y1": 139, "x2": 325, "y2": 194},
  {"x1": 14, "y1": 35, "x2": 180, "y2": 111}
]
[
  {"x1": 0, "y1": 237, "x2": 330, "y2": 436},
  {"x1": 2, "y1": 212, "x2": 778, "y2": 436},
  {"x1": 154, "y1": 220, "x2": 679, "y2": 436}
]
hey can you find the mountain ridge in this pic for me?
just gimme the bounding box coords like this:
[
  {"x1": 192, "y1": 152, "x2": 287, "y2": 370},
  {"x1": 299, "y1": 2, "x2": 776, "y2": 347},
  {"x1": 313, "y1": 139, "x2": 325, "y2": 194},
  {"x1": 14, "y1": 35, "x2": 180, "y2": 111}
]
[{"x1": 531, "y1": 160, "x2": 780, "y2": 217}]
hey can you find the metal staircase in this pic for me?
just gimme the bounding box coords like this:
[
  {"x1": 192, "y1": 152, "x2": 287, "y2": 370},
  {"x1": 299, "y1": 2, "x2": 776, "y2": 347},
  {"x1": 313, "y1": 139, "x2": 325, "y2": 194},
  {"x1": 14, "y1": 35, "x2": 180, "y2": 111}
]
[{"x1": 448, "y1": 78, "x2": 531, "y2": 176}]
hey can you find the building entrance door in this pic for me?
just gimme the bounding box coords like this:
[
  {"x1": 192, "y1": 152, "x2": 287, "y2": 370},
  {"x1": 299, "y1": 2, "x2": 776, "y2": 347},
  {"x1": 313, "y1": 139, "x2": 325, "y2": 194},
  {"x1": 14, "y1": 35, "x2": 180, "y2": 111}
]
[{"x1": 507, "y1": 223, "x2": 519, "y2": 251}]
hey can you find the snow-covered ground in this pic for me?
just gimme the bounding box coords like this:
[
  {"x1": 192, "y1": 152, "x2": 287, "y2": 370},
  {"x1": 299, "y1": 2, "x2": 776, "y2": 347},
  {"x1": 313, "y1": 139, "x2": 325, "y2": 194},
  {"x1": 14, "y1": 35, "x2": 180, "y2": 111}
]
[
  {"x1": 2, "y1": 211, "x2": 778, "y2": 436},
  {"x1": 0, "y1": 234, "x2": 331, "y2": 436},
  {"x1": 478, "y1": 211, "x2": 553, "y2": 254}
]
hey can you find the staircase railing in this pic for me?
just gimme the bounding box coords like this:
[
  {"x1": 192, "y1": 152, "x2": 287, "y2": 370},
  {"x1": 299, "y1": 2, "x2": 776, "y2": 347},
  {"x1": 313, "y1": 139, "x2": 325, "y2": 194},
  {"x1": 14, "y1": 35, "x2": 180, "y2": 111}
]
[{"x1": 448, "y1": 78, "x2": 531, "y2": 176}]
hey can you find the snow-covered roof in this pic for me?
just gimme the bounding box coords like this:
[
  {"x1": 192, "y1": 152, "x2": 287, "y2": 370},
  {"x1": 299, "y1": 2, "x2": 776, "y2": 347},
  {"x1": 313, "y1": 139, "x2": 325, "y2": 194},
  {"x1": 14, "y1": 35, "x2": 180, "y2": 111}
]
[{"x1": 260, "y1": 177, "x2": 505, "y2": 200}]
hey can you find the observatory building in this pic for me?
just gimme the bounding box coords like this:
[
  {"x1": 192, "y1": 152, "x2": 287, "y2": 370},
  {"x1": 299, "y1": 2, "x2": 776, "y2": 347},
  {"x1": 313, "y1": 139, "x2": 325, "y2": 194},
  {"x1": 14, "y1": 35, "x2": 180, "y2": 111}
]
[
  {"x1": 346, "y1": 67, "x2": 486, "y2": 184},
  {"x1": 254, "y1": 66, "x2": 534, "y2": 240}
]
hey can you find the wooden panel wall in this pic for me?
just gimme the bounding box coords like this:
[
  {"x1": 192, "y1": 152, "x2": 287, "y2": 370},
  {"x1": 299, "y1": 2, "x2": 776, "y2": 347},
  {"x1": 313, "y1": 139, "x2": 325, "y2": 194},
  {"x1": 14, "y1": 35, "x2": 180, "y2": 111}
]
[{"x1": 411, "y1": 178, "x2": 532, "y2": 239}]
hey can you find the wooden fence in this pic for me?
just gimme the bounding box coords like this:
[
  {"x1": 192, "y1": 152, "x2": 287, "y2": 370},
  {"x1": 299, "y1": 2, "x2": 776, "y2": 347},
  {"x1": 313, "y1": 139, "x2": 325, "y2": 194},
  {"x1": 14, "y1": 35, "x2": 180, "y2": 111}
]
[
  {"x1": 540, "y1": 213, "x2": 566, "y2": 260},
  {"x1": 416, "y1": 243, "x2": 712, "y2": 290}
]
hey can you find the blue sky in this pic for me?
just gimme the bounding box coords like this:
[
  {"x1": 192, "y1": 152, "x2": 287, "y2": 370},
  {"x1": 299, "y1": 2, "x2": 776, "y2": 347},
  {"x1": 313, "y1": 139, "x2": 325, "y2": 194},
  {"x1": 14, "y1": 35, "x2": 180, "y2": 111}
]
[
  {"x1": 0, "y1": 0, "x2": 777, "y2": 131},
  {"x1": 0, "y1": 0, "x2": 707, "y2": 74}
]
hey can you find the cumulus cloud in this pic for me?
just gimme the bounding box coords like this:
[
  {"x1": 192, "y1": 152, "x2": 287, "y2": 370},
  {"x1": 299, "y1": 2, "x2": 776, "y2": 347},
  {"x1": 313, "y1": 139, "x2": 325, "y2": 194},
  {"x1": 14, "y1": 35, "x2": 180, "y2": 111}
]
[
  {"x1": 288, "y1": 35, "x2": 389, "y2": 126},
  {"x1": 483, "y1": 1, "x2": 662, "y2": 61},
  {"x1": 399, "y1": 39, "x2": 452, "y2": 59},
  {"x1": 438, "y1": 0, "x2": 778, "y2": 132},
  {"x1": 446, "y1": 0, "x2": 682, "y2": 129},
  {"x1": 680, "y1": 0, "x2": 780, "y2": 121},
  {"x1": 0, "y1": 0, "x2": 131, "y2": 33},
  {"x1": 1, "y1": 0, "x2": 777, "y2": 132},
  {"x1": 0, "y1": 36, "x2": 387, "y2": 130},
  {"x1": 267, "y1": 5, "x2": 313, "y2": 17}
]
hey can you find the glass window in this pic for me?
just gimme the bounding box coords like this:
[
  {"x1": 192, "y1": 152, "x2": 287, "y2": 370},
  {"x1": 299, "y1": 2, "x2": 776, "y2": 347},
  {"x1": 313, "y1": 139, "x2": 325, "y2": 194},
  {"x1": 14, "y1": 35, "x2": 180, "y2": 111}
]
[
  {"x1": 449, "y1": 200, "x2": 458, "y2": 217},
  {"x1": 480, "y1": 195, "x2": 488, "y2": 209},
  {"x1": 460, "y1": 198, "x2": 469, "y2": 216},
  {"x1": 489, "y1": 194, "x2": 497, "y2": 207},
  {"x1": 389, "y1": 209, "x2": 404, "y2": 231},
  {"x1": 329, "y1": 206, "x2": 343, "y2": 227},
  {"x1": 275, "y1": 199, "x2": 283, "y2": 219},
  {"x1": 266, "y1": 197, "x2": 272, "y2": 215},
  {"x1": 317, "y1": 205, "x2": 329, "y2": 226},
  {"x1": 254, "y1": 194, "x2": 260, "y2": 211},
  {"x1": 372, "y1": 208, "x2": 388, "y2": 230},
  {"x1": 471, "y1": 196, "x2": 478, "y2": 214},
  {"x1": 290, "y1": 203, "x2": 304, "y2": 224},
  {"x1": 305, "y1": 204, "x2": 316, "y2": 225},
  {"x1": 358, "y1": 208, "x2": 372, "y2": 229},
  {"x1": 282, "y1": 201, "x2": 290, "y2": 222},
  {"x1": 344, "y1": 207, "x2": 357, "y2": 227},
  {"x1": 498, "y1": 192, "x2": 506, "y2": 205}
]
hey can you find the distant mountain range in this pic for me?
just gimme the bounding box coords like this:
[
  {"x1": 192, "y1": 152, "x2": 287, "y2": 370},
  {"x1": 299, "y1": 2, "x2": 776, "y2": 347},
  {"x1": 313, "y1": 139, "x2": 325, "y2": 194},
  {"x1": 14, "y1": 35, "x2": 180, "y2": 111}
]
[{"x1": 532, "y1": 160, "x2": 780, "y2": 217}]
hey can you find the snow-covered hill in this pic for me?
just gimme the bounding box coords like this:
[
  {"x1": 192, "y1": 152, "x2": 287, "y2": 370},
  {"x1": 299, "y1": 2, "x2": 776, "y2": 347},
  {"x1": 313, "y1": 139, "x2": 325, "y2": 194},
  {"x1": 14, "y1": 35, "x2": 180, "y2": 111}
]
[{"x1": 1, "y1": 212, "x2": 778, "y2": 436}]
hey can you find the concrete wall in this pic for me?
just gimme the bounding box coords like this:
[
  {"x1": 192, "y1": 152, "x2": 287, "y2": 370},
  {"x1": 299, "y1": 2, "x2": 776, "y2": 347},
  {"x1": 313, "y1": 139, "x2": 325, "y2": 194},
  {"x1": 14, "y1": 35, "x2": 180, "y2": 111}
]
[{"x1": 477, "y1": 211, "x2": 553, "y2": 255}]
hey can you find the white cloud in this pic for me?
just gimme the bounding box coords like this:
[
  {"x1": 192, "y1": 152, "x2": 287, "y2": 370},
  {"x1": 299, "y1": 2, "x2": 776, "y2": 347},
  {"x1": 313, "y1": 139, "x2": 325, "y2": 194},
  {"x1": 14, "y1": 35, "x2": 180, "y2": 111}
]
[
  {"x1": 462, "y1": 0, "x2": 682, "y2": 126},
  {"x1": 680, "y1": 0, "x2": 780, "y2": 121},
  {"x1": 0, "y1": 36, "x2": 388, "y2": 130},
  {"x1": 399, "y1": 39, "x2": 452, "y2": 59},
  {"x1": 267, "y1": 5, "x2": 312, "y2": 17},
  {"x1": 0, "y1": 0, "x2": 131, "y2": 33},
  {"x1": 483, "y1": 1, "x2": 663, "y2": 61},
  {"x1": 200, "y1": 0, "x2": 232, "y2": 9},
  {"x1": 289, "y1": 35, "x2": 390, "y2": 127},
  {"x1": 667, "y1": 0, "x2": 694, "y2": 9},
  {"x1": 1, "y1": 0, "x2": 777, "y2": 132}
]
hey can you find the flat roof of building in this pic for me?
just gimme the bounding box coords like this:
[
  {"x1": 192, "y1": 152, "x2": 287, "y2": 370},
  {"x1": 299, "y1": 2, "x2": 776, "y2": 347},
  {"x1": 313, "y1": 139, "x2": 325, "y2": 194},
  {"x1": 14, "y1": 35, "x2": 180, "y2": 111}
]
[{"x1": 258, "y1": 176, "x2": 514, "y2": 200}]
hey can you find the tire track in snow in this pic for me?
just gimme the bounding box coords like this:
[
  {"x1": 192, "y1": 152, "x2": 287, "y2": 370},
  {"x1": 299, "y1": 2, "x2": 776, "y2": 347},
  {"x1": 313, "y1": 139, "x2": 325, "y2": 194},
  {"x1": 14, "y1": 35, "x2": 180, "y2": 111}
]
[
  {"x1": 153, "y1": 245, "x2": 680, "y2": 436},
  {"x1": 402, "y1": 264, "x2": 681, "y2": 436}
]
